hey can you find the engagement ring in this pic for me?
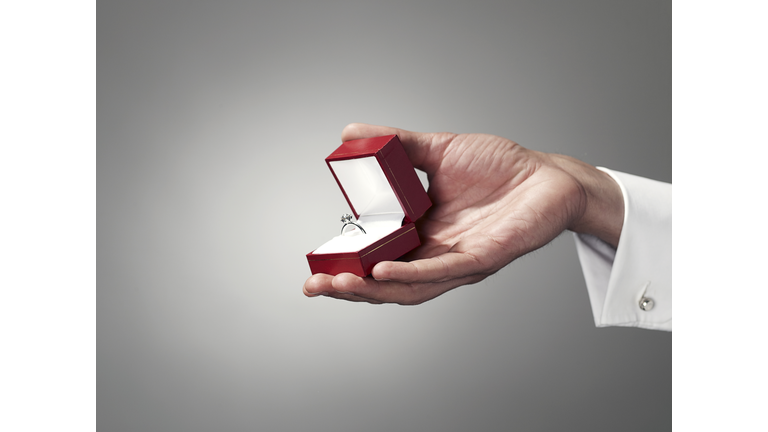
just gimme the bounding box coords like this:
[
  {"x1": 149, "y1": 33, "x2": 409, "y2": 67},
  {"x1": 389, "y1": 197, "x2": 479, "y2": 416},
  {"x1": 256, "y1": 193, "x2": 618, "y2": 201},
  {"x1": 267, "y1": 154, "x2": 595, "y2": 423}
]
[{"x1": 340, "y1": 213, "x2": 366, "y2": 235}]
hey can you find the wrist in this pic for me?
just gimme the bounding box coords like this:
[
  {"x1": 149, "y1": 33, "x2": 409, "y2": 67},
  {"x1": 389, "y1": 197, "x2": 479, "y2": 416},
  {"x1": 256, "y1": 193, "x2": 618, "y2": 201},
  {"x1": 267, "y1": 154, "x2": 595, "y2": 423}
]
[{"x1": 550, "y1": 155, "x2": 625, "y2": 248}]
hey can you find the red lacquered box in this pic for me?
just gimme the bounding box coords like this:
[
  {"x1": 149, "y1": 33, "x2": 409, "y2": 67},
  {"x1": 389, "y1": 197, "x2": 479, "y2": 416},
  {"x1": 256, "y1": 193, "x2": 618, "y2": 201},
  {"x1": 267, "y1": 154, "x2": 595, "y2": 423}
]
[{"x1": 306, "y1": 135, "x2": 432, "y2": 277}]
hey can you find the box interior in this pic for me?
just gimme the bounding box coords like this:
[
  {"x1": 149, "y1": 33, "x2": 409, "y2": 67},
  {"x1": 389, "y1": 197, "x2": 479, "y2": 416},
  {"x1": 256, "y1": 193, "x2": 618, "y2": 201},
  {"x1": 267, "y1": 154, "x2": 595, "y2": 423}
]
[{"x1": 313, "y1": 156, "x2": 405, "y2": 254}]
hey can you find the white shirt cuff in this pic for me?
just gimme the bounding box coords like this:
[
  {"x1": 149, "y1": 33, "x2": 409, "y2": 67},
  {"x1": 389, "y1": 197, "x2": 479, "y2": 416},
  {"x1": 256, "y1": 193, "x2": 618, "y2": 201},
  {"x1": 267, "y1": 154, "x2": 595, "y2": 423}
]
[{"x1": 573, "y1": 168, "x2": 672, "y2": 331}]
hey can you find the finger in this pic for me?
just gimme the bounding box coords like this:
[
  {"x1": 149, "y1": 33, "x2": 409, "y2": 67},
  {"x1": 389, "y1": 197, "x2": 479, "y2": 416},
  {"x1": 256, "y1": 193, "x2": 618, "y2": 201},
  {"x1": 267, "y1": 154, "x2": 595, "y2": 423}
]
[
  {"x1": 371, "y1": 252, "x2": 489, "y2": 284},
  {"x1": 304, "y1": 273, "x2": 385, "y2": 303},
  {"x1": 303, "y1": 273, "x2": 335, "y2": 297},
  {"x1": 341, "y1": 123, "x2": 425, "y2": 145},
  {"x1": 340, "y1": 123, "x2": 451, "y2": 174},
  {"x1": 330, "y1": 271, "x2": 484, "y2": 305},
  {"x1": 305, "y1": 272, "x2": 381, "y2": 300},
  {"x1": 325, "y1": 291, "x2": 384, "y2": 304}
]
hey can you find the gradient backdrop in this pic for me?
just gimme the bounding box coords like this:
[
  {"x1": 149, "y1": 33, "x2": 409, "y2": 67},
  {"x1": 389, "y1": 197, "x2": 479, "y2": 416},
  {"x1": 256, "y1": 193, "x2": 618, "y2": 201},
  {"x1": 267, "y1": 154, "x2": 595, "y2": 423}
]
[{"x1": 98, "y1": 1, "x2": 671, "y2": 431}]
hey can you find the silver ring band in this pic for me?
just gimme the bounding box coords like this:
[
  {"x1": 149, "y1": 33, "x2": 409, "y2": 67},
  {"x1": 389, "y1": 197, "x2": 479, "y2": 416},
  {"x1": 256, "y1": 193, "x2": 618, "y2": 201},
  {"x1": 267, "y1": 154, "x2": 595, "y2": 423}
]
[
  {"x1": 341, "y1": 222, "x2": 366, "y2": 235},
  {"x1": 340, "y1": 214, "x2": 366, "y2": 235}
]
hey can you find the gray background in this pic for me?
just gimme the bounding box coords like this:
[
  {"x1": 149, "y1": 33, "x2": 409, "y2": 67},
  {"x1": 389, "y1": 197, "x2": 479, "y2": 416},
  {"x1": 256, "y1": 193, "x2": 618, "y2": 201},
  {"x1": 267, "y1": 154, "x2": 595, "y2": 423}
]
[{"x1": 98, "y1": 1, "x2": 671, "y2": 431}]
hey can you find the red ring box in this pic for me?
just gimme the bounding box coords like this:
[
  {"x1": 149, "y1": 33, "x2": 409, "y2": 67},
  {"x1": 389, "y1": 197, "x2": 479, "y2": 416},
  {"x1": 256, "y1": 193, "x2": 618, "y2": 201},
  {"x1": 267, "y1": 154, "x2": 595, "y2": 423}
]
[{"x1": 306, "y1": 135, "x2": 432, "y2": 277}]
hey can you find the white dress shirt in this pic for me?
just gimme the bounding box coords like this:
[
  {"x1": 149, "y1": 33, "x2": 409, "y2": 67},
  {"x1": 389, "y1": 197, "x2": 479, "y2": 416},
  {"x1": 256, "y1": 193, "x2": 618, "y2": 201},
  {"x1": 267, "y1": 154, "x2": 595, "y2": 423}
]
[{"x1": 574, "y1": 168, "x2": 672, "y2": 331}]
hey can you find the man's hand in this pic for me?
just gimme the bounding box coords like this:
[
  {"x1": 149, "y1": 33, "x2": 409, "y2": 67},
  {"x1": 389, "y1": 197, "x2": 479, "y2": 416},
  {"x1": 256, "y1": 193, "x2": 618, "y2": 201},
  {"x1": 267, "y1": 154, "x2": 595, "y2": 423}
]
[{"x1": 303, "y1": 123, "x2": 624, "y2": 305}]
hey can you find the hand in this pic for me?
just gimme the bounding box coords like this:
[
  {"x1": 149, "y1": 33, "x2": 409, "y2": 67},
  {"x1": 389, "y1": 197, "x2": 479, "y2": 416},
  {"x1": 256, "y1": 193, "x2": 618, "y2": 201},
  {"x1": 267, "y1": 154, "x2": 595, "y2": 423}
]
[{"x1": 303, "y1": 123, "x2": 624, "y2": 305}]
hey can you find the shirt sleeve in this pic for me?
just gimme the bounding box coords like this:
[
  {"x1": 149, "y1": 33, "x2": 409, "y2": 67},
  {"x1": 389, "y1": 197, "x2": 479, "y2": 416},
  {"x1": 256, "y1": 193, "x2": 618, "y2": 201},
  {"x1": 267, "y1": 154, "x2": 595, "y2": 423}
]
[{"x1": 573, "y1": 168, "x2": 672, "y2": 331}]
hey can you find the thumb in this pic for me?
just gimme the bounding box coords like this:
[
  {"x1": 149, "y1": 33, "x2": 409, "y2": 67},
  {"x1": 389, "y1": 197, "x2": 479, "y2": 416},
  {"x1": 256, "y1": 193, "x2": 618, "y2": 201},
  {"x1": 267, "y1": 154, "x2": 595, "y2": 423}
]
[{"x1": 340, "y1": 123, "x2": 451, "y2": 174}]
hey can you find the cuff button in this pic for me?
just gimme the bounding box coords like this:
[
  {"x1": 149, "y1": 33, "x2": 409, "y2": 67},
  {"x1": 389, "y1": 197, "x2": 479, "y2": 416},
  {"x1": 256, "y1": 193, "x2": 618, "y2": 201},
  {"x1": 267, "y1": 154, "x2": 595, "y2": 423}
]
[{"x1": 639, "y1": 297, "x2": 655, "y2": 311}]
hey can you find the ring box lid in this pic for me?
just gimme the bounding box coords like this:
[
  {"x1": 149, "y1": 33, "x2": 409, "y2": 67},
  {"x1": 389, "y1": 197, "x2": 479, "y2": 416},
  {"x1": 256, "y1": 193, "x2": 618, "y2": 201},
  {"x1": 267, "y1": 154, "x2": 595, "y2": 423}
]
[{"x1": 326, "y1": 135, "x2": 431, "y2": 224}]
